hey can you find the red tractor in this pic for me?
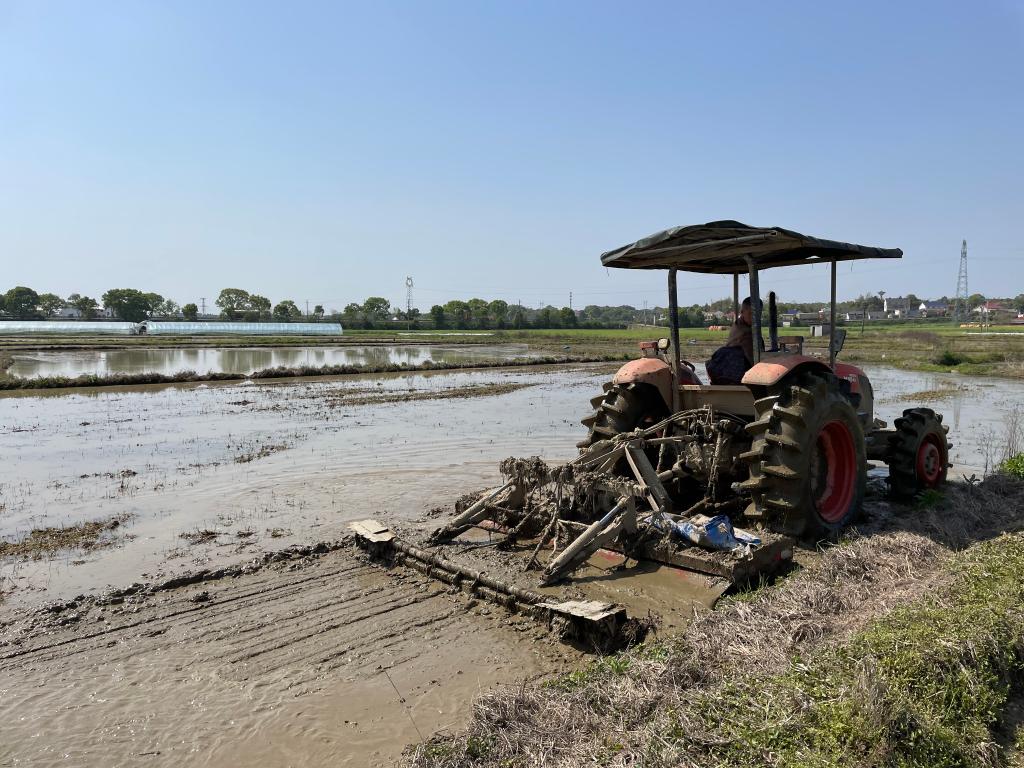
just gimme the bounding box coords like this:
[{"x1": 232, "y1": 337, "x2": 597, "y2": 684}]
[{"x1": 580, "y1": 221, "x2": 951, "y2": 536}]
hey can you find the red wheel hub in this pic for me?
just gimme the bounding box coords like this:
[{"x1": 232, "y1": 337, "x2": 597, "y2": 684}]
[
  {"x1": 812, "y1": 420, "x2": 857, "y2": 524},
  {"x1": 916, "y1": 435, "x2": 945, "y2": 486}
]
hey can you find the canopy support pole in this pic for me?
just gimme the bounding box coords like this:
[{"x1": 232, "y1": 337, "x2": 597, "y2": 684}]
[
  {"x1": 732, "y1": 273, "x2": 739, "y2": 321},
  {"x1": 829, "y1": 259, "x2": 837, "y2": 367},
  {"x1": 668, "y1": 268, "x2": 681, "y2": 413},
  {"x1": 745, "y1": 258, "x2": 762, "y2": 364}
]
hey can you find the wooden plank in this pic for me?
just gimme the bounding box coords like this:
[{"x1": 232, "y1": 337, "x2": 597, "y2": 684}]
[
  {"x1": 349, "y1": 519, "x2": 395, "y2": 544},
  {"x1": 624, "y1": 445, "x2": 671, "y2": 512}
]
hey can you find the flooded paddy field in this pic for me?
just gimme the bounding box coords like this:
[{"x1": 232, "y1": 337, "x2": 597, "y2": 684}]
[
  {"x1": 1, "y1": 362, "x2": 1021, "y2": 766},
  {"x1": 5, "y1": 343, "x2": 537, "y2": 378}
]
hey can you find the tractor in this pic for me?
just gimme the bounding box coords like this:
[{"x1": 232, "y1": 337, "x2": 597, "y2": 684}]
[
  {"x1": 352, "y1": 222, "x2": 954, "y2": 646},
  {"x1": 580, "y1": 220, "x2": 951, "y2": 536}
]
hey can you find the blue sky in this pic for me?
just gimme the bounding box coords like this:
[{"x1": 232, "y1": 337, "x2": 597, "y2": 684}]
[{"x1": 2, "y1": 1, "x2": 1022, "y2": 312}]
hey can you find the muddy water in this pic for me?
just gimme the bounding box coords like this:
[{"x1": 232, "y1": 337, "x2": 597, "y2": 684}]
[
  {"x1": 6, "y1": 343, "x2": 536, "y2": 378},
  {"x1": 0, "y1": 366, "x2": 599, "y2": 604},
  {"x1": 0, "y1": 364, "x2": 1018, "y2": 606}
]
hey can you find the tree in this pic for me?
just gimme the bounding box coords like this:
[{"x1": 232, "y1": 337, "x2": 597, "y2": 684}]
[
  {"x1": 559, "y1": 306, "x2": 577, "y2": 328},
  {"x1": 535, "y1": 307, "x2": 555, "y2": 328},
  {"x1": 467, "y1": 298, "x2": 489, "y2": 329},
  {"x1": 273, "y1": 300, "x2": 302, "y2": 321},
  {"x1": 68, "y1": 293, "x2": 98, "y2": 319},
  {"x1": 249, "y1": 294, "x2": 271, "y2": 321},
  {"x1": 142, "y1": 293, "x2": 165, "y2": 314},
  {"x1": 510, "y1": 306, "x2": 526, "y2": 329},
  {"x1": 102, "y1": 288, "x2": 155, "y2": 322},
  {"x1": 1015, "y1": 294, "x2": 1024, "y2": 314},
  {"x1": 216, "y1": 288, "x2": 251, "y2": 320},
  {"x1": 968, "y1": 293, "x2": 986, "y2": 310},
  {"x1": 361, "y1": 297, "x2": 391, "y2": 321},
  {"x1": 429, "y1": 305, "x2": 447, "y2": 329},
  {"x1": 154, "y1": 299, "x2": 179, "y2": 317},
  {"x1": 342, "y1": 303, "x2": 362, "y2": 323},
  {"x1": 443, "y1": 300, "x2": 470, "y2": 329},
  {"x1": 182, "y1": 303, "x2": 199, "y2": 321},
  {"x1": 487, "y1": 299, "x2": 509, "y2": 329},
  {"x1": 313, "y1": 304, "x2": 325, "y2": 321},
  {"x1": 37, "y1": 293, "x2": 66, "y2": 316},
  {"x1": 3, "y1": 286, "x2": 39, "y2": 319}
]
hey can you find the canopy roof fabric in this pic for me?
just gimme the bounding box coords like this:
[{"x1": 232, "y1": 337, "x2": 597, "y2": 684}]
[{"x1": 600, "y1": 220, "x2": 902, "y2": 274}]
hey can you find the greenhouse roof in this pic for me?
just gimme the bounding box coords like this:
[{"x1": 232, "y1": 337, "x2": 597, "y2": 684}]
[
  {"x1": 0, "y1": 321, "x2": 138, "y2": 334},
  {"x1": 140, "y1": 322, "x2": 343, "y2": 335}
]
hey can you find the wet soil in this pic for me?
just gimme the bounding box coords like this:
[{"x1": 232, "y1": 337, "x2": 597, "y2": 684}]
[
  {"x1": 0, "y1": 543, "x2": 576, "y2": 767},
  {"x1": 2, "y1": 361, "x2": 1022, "y2": 766}
]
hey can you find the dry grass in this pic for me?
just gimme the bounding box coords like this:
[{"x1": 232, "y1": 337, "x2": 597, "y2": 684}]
[{"x1": 410, "y1": 476, "x2": 1024, "y2": 768}]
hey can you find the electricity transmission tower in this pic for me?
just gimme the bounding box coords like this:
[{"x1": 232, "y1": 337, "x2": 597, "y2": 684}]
[
  {"x1": 405, "y1": 277, "x2": 414, "y2": 315},
  {"x1": 953, "y1": 240, "x2": 969, "y2": 321}
]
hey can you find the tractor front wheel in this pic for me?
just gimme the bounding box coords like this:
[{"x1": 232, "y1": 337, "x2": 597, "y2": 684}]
[
  {"x1": 578, "y1": 383, "x2": 668, "y2": 450},
  {"x1": 885, "y1": 408, "x2": 950, "y2": 500},
  {"x1": 743, "y1": 371, "x2": 866, "y2": 537}
]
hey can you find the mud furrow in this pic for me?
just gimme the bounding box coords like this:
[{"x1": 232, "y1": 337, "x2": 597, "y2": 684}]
[
  {"x1": 224, "y1": 587, "x2": 448, "y2": 665},
  {"x1": 202, "y1": 581, "x2": 400, "y2": 645},
  {"x1": 0, "y1": 557, "x2": 372, "y2": 663}
]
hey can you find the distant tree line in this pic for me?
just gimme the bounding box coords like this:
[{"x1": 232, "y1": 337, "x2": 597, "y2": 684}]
[
  {"x1": 213, "y1": 288, "x2": 324, "y2": 323},
  {"x1": 0, "y1": 286, "x2": 179, "y2": 322},
  {"x1": 4, "y1": 285, "x2": 1023, "y2": 327}
]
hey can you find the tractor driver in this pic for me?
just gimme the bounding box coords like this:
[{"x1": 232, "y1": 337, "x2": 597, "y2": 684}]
[{"x1": 706, "y1": 297, "x2": 754, "y2": 384}]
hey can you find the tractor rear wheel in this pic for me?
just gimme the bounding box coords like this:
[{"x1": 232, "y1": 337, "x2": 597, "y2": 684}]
[
  {"x1": 885, "y1": 408, "x2": 950, "y2": 500},
  {"x1": 578, "y1": 383, "x2": 668, "y2": 449},
  {"x1": 743, "y1": 371, "x2": 866, "y2": 537}
]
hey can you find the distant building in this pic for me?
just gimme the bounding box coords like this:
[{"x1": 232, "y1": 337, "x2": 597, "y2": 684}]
[
  {"x1": 883, "y1": 296, "x2": 921, "y2": 319},
  {"x1": 974, "y1": 301, "x2": 1016, "y2": 322},
  {"x1": 55, "y1": 306, "x2": 114, "y2": 319},
  {"x1": 918, "y1": 300, "x2": 948, "y2": 318}
]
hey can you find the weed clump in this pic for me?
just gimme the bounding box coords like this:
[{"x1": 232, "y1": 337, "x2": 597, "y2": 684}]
[{"x1": 1001, "y1": 453, "x2": 1024, "y2": 479}]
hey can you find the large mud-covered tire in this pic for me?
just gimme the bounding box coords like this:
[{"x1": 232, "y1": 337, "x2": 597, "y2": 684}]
[
  {"x1": 742, "y1": 371, "x2": 867, "y2": 537},
  {"x1": 578, "y1": 382, "x2": 668, "y2": 449},
  {"x1": 885, "y1": 408, "x2": 951, "y2": 501}
]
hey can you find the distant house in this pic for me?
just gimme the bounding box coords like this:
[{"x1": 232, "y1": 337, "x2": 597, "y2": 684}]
[
  {"x1": 55, "y1": 306, "x2": 114, "y2": 319},
  {"x1": 974, "y1": 301, "x2": 1016, "y2": 322},
  {"x1": 883, "y1": 296, "x2": 921, "y2": 319},
  {"x1": 919, "y1": 300, "x2": 949, "y2": 318}
]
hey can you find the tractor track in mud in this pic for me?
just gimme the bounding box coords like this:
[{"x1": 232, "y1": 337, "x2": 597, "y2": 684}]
[{"x1": 0, "y1": 545, "x2": 573, "y2": 767}]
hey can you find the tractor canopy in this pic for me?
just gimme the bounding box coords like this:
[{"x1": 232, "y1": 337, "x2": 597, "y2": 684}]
[{"x1": 601, "y1": 220, "x2": 902, "y2": 273}]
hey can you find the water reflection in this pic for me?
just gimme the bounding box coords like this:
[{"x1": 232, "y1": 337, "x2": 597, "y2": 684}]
[{"x1": 8, "y1": 344, "x2": 536, "y2": 378}]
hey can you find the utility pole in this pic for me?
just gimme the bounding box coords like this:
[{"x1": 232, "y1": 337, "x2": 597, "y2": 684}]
[
  {"x1": 569, "y1": 291, "x2": 572, "y2": 310},
  {"x1": 305, "y1": 300, "x2": 310, "y2": 319}
]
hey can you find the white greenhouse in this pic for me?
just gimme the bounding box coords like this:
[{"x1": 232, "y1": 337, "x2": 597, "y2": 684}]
[
  {"x1": 139, "y1": 322, "x2": 343, "y2": 336},
  {"x1": 0, "y1": 321, "x2": 139, "y2": 334}
]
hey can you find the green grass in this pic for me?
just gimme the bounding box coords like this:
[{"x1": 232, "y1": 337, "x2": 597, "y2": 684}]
[
  {"x1": 1001, "y1": 453, "x2": 1024, "y2": 479},
  {"x1": 685, "y1": 534, "x2": 1024, "y2": 768}
]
